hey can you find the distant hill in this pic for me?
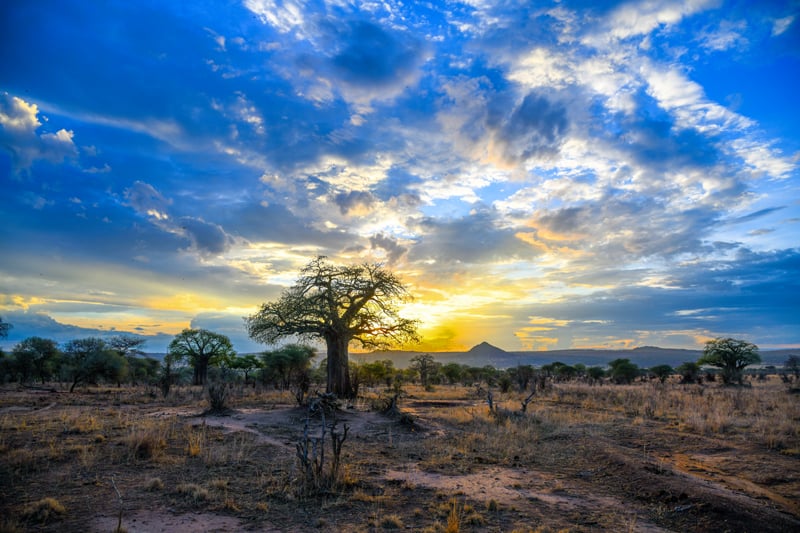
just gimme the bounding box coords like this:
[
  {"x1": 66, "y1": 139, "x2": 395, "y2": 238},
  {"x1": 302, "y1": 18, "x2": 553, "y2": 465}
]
[
  {"x1": 357, "y1": 343, "x2": 796, "y2": 369},
  {"x1": 467, "y1": 342, "x2": 507, "y2": 358}
]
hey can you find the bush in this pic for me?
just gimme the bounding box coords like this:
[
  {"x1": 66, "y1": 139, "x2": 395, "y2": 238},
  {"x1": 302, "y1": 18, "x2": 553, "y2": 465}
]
[{"x1": 207, "y1": 382, "x2": 228, "y2": 411}]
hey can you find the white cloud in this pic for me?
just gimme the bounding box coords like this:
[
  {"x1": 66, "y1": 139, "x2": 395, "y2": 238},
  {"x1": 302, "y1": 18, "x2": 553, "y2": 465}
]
[
  {"x1": 697, "y1": 19, "x2": 748, "y2": 51},
  {"x1": 588, "y1": 0, "x2": 719, "y2": 44},
  {"x1": 0, "y1": 93, "x2": 78, "y2": 170},
  {"x1": 771, "y1": 15, "x2": 795, "y2": 36},
  {"x1": 243, "y1": 0, "x2": 306, "y2": 35}
]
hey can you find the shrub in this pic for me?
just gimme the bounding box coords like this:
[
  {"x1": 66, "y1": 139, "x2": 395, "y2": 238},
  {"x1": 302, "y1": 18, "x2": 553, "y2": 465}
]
[
  {"x1": 22, "y1": 497, "x2": 66, "y2": 523},
  {"x1": 207, "y1": 381, "x2": 228, "y2": 411}
]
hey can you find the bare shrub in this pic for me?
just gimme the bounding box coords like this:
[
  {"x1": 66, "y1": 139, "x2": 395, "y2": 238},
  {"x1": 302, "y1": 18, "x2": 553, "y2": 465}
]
[
  {"x1": 125, "y1": 425, "x2": 167, "y2": 460},
  {"x1": 295, "y1": 393, "x2": 350, "y2": 496},
  {"x1": 207, "y1": 381, "x2": 228, "y2": 412}
]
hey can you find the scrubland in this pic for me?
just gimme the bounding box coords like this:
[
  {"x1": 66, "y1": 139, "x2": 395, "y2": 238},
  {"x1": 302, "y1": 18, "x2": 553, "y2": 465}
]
[{"x1": 0, "y1": 377, "x2": 798, "y2": 532}]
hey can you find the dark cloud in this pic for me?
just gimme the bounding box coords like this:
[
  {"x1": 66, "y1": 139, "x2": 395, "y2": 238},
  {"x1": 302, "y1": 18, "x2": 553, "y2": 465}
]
[
  {"x1": 178, "y1": 216, "x2": 234, "y2": 256},
  {"x1": 124, "y1": 180, "x2": 172, "y2": 217},
  {"x1": 334, "y1": 190, "x2": 375, "y2": 216},
  {"x1": 0, "y1": 310, "x2": 173, "y2": 353},
  {"x1": 533, "y1": 198, "x2": 718, "y2": 263},
  {"x1": 498, "y1": 92, "x2": 569, "y2": 162},
  {"x1": 369, "y1": 233, "x2": 408, "y2": 264},
  {"x1": 517, "y1": 247, "x2": 800, "y2": 346},
  {"x1": 328, "y1": 20, "x2": 424, "y2": 88},
  {"x1": 410, "y1": 207, "x2": 535, "y2": 266}
]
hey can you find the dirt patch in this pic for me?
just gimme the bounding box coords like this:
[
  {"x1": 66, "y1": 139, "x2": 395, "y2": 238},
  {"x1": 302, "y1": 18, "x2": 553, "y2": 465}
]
[
  {"x1": 92, "y1": 509, "x2": 246, "y2": 533},
  {"x1": 2, "y1": 382, "x2": 799, "y2": 532}
]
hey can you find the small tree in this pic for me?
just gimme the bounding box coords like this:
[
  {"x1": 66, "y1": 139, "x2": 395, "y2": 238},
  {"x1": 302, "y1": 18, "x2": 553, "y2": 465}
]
[
  {"x1": 698, "y1": 338, "x2": 760, "y2": 385},
  {"x1": 261, "y1": 344, "x2": 316, "y2": 404},
  {"x1": 608, "y1": 358, "x2": 639, "y2": 384},
  {"x1": 11, "y1": 337, "x2": 60, "y2": 384},
  {"x1": 586, "y1": 366, "x2": 605, "y2": 385},
  {"x1": 62, "y1": 338, "x2": 127, "y2": 392},
  {"x1": 230, "y1": 354, "x2": 263, "y2": 387},
  {"x1": 676, "y1": 361, "x2": 701, "y2": 384},
  {"x1": 649, "y1": 364, "x2": 673, "y2": 384},
  {"x1": 168, "y1": 329, "x2": 236, "y2": 386},
  {"x1": 0, "y1": 316, "x2": 10, "y2": 339},
  {"x1": 440, "y1": 362, "x2": 464, "y2": 386},
  {"x1": 784, "y1": 355, "x2": 800, "y2": 379}
]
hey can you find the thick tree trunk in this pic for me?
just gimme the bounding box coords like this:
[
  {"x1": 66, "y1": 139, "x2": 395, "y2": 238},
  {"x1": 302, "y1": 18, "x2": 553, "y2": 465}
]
[
  {"x1": 194, "y1": 359, "x2": 208, "y2": 386},
  {"x1": 326, "y1": 333, "x2": 353, "y2": 398}
]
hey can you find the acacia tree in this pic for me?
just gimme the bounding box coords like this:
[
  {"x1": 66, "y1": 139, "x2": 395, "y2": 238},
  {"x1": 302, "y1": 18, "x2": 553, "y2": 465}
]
[
  {"x1": 12, "y1": 337, "x2": 60, "y2": 384},
  {"x1": 698, "y1": 337, "x2": 760, "y2": 385},
  {"x1": 109, "y1": 334, "x2": 146, "y2": 358},
  {"x1": 62, "y1": 337, "x2": 127, "y2": 392},
  {"x1": 246, "y1": 257, "x2": 419, "y2": 398},
  {"x1": 168, "y1": 329, "x2": 236, "y2": 386}
]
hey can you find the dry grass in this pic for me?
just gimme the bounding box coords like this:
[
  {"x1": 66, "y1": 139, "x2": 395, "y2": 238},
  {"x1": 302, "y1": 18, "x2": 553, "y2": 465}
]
[
  {"x1": 22, "y1": 497, "x2": 66, "y2": 523},
  {"x1": 0, "y1": 379, "x2": 798, "y2": 532}
]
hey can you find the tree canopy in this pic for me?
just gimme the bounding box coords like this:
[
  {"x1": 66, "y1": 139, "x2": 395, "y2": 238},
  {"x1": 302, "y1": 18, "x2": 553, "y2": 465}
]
[
  {"x1": 0, "y1": 316, "x2": 10, "y2": 339},
  {"x1": 62, "y1": 337, "x2": 127, "y2": 392},
  {"x1": 12, "y1": 337, "x2": 60, "y2": 384},
  {"x1": 698, "y1": 337, "x2": 760, "y2": 385},
  {"x1": 168, "y1": 328, "x2": 235, "y2": 386},
  {"x1": 246, "y1": 257, "x2": 419, "y2": 398}
]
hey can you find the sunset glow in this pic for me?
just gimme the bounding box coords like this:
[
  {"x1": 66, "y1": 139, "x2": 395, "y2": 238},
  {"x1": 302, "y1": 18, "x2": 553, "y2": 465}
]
[{"x1": 2, "y1": 1, "x2": 798, "y2": 353}]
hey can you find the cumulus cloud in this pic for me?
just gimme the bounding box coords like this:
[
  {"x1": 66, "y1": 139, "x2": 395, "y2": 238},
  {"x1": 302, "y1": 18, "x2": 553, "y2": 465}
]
[
  {"x1": 334, "y1": 190, "x2": 376, "y2": 216},
  {"x1": 124, "y1": 180, "x2": 173, "y2": 220},
  {"x1": 0, "y1": 93, "x2": 78, "y2": 171},
  {"x1": 123, "y1": 181, "x2": 234, "y2": 257},
  {"x1": 178, "y1": 216, "x2": 235, "y2": 256},
  {"x1": 410, "y1": 207, "x2": 535, "y2": 266},
  {"x1": 494, "y1": 92, "x2": 569, "y2": 164}
]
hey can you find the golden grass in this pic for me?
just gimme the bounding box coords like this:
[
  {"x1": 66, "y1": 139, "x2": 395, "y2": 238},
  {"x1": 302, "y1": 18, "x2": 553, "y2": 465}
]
[
  {"x1": 0, "y1": 379, "x2": 797, "y2": 531},
  {"x1": 22, "y1": 497, "x2": 66, "y2": 523}
]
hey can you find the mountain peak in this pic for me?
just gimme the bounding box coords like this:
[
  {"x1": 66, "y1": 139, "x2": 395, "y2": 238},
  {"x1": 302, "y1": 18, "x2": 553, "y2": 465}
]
[{"x1": 467, "y1": 342, "x2": 507, "y2": 355}]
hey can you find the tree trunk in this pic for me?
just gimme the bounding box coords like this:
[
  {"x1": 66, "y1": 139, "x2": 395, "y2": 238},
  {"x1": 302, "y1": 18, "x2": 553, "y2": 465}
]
[
  {"x1": 194, "y1": 359, "x2": 208, "y2": 386},
  {"x1": 326, "y1": 333, "x2": 353, "y2": 398}
]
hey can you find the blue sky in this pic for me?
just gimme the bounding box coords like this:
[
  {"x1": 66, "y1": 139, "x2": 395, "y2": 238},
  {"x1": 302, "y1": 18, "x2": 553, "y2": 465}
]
[{"x1": 1, "y1": 0, "x2": 798, "y2": 354}]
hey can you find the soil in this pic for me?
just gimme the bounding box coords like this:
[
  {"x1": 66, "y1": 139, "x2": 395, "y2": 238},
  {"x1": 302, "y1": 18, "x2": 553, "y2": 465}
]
[{"x1": 0, "y1": 384, "x2": 798, "y2": 532}]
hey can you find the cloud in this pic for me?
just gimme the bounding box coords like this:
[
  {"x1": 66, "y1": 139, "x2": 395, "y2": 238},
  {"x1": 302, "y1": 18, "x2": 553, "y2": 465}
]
[
  {"x1": 178, "y1": 216, "x2": 235, "y2": 256},
  {"x1": 586, "y1": 0, "x2": 720, "y2": 44},
  {"x1": 123, "y1": 181, "x2": 235, "y2": 257},
  {"x1": 494, "y1": 92, "x2": 569, "y2": 164},
  {"x1": 2, "y1": 1, "x2": 799, "y2": 352},
  {"x1": 369, "y1": 233, "x2": 408, "y2": 265},
  {"x1": 409, "y1": 207, "x2": 535, "y2": 267},
  {"x1": 771, "y1": 15, "x2": 795, "y2": 37},
  {"x1": 0, "y1": 93, "x2": 78, "y2": 171},
  {"x1": 124, "y1": 181, "x2": 173, "y2": 220},
  {"x1": 0, "y1": 309, "x2": 174, "y2": 353},
  {"x1": 334, "y1": 190, "x2": 376, "y2": 216}
]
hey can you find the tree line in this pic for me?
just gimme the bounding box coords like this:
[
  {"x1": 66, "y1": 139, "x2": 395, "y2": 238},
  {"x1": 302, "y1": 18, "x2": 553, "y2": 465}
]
[
  {"x1": 1, "y1": 323, "x2": 792, "y2": 397},
  {"x1": 0, "y1": 256, "x2": 793, "y2": 397}
]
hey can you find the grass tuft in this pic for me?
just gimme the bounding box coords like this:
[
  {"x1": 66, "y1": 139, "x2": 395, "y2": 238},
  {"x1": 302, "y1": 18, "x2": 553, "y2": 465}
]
[{"x1": 22, "y1": 497, "x2": 66, "y2": 523}]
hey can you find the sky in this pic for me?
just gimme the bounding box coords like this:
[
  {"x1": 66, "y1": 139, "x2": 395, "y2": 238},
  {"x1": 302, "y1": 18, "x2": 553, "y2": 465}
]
[{"x1": 1, "y1": 0, "x2": 799, "y2": 354}]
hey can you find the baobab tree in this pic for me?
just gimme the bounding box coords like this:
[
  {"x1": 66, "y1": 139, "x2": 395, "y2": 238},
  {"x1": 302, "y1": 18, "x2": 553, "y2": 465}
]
[
  {"x1": 168, "y1": 328, "x2": 235, "y2": 386},
  {"x1": 698, "y1": 337, "x2": 760, "y2": 385},
  {"x1": 246, "y1": 257, "x2": 419, "y2": 398}
]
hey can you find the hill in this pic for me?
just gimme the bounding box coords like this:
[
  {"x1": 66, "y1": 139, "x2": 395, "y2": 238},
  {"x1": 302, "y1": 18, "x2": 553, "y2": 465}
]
[{"x1": 357, "y1": 343, "x2": 796, "y2": 369}]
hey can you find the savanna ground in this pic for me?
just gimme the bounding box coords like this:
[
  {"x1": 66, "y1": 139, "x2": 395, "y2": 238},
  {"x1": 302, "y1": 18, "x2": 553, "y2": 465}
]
[{"x1": 1, "y1": 378, "x2": 798, "y2": 532}]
